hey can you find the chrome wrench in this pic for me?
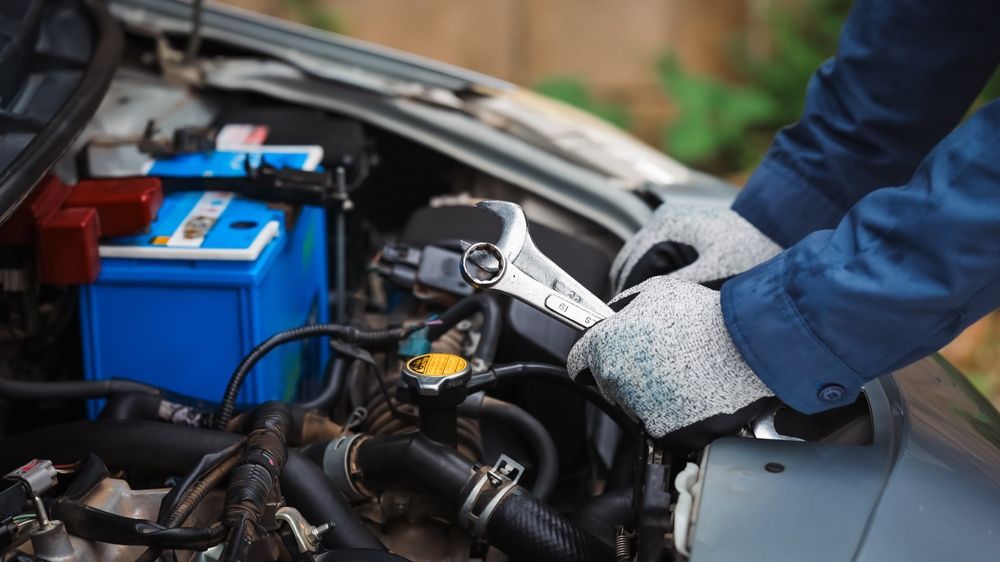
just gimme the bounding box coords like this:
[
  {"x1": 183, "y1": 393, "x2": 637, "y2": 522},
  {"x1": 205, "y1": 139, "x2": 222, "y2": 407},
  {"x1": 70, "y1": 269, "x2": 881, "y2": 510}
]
[{"x1": 460, "y1": 200, "x2": 613, "y2": 331}]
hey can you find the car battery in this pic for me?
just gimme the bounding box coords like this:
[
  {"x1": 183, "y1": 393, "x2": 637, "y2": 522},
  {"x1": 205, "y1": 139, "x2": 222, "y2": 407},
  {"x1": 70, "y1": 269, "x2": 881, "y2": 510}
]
[{"x1": 79, "y1": 190, "x2": 329, "y2": 417}]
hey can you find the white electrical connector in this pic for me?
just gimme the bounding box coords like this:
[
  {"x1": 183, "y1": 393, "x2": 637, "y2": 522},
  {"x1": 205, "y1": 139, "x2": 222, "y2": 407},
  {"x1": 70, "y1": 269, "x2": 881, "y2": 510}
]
[
  {"x1": 5, "y1": 459, "x2": 59, "y2": 527},
  {"x1": 673, "y1": 461, "x2": 703, "y2": 557},
  {"x1": 5, "y1": 459, "x2": 58, "y2": 498}
]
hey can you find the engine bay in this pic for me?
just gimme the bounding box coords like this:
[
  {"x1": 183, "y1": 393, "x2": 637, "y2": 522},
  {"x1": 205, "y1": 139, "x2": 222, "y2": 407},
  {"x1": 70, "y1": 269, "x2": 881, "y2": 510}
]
[{"x1": 0, "y1": 18, "x2": 878, "y2": 562}]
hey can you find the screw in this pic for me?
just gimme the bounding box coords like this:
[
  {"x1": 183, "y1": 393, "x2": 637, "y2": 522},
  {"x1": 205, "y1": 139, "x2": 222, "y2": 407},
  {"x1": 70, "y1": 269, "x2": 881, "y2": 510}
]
[{"x1": 310, "y1": 522, "x2": 333, "y2": 539}]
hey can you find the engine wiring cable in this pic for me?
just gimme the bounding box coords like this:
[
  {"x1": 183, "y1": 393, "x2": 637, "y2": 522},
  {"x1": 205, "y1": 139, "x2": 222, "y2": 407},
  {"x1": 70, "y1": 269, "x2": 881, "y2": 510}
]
[
  {"x1": 12, "y1": 513, "x2": 36, "y2": 525},
  {"x1": 136, "y1": 439, "x2": 248, "y2": 562},
  {"x1": 219, "y1": 403, "x2": 292, "y2": 562},
  {"x1": 0, "y1": 421, "x2": 386, "y2": 551},
  {"x1": 468, "y1": 362, "x2": 641, "y2": 435},
  {"x1": 156, "y1": 440, "x2": 247, "y2": 524},
  {"x1": 365, "y1": 360, "x2": 418, "y2": 424},
  {"x1": 215, "y1": 322, "x2": 433, "y2": 430}
]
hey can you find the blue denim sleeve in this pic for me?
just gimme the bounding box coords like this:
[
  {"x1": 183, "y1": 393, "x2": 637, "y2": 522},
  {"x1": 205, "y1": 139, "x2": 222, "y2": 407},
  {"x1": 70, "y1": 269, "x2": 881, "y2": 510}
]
[
  {"x1": 733, "y1": 0, "x2": 1000, "y2": 247},
  {"x1": 723, "y1": 99, "x2": 1000, "y2": 413}
]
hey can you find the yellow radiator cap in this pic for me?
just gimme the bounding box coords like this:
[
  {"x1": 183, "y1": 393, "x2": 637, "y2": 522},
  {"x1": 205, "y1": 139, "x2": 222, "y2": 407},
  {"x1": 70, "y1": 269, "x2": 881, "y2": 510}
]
[
  {"x1": 402, "y1": 353, "x2": 471, "y2": 396},
  {"x1": 405, "y1": 353, "x2": 468, "y2": 377}
]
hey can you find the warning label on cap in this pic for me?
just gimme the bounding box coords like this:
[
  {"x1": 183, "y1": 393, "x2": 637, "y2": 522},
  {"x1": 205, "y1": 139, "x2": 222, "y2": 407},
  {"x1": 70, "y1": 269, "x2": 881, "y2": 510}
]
[{"x1": 407, "y1": 354, "x2": 468, "y2": 377}]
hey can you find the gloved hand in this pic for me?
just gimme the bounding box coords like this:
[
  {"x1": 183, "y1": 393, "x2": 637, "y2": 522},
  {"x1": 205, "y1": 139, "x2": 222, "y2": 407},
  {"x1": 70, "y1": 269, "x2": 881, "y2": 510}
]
[
  {"x1": 567, "y1": 276, "x2": 774, "y2": 441},
  {"x1": 611, "y1": 204, "x2": 782, "y2": 293}
]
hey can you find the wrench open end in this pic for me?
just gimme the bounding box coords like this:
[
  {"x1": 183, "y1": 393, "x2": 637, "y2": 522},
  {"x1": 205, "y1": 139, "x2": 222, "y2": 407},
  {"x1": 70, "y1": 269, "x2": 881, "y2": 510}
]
[{"x1": 459, "y1": 200, "x2": 615, "y2": 331}]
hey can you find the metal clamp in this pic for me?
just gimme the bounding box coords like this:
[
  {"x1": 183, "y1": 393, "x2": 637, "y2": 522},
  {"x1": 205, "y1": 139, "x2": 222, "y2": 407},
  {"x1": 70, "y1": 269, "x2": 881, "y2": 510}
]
[
  {"x1": 275, "y1": 506, "x2": 333, "y2": 554},
  {"x1": 322, "y1": 434, "x2": 369, "y2": 501},
  {"x1": 458, "y1": 454, "x2": 524, "y2": 537}
]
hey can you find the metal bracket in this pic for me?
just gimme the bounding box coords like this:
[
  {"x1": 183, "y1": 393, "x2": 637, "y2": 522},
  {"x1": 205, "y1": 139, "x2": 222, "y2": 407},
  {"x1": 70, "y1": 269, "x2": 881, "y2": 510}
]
[
  {"x1": 458, "y1": 454, "x2": 524, "y2": 537},
  {"x1": 275, "y1": 506, "x2": 333, "y2": 554}
]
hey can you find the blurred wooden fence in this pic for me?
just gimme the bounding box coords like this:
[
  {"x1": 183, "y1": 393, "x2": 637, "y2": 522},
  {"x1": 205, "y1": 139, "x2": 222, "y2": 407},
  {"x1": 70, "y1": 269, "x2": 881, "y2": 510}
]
[{"x1": 221, "y1": 0, "x2": 765, "y2": 143}]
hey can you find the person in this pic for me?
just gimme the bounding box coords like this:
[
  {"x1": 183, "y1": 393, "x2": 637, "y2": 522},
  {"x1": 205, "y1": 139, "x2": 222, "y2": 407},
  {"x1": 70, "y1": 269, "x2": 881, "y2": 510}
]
[{"x1": 568, "y1": 0, "x2": 1000, "y2": 441}]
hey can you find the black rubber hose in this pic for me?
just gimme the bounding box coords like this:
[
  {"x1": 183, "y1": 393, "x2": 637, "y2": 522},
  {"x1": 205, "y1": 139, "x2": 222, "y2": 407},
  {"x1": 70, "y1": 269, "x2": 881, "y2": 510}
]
[
  {"x1": 572, "y1": 489, "x2": 633, "y2": 547},
  {"x1": 217, "y1": 324, "x2": 419, "y2": 430},
  {"x1": 0, "y1": 377, "x2": 159, "y2": 401},
  {"x1": 0, "y1": 421, "x2": 385, "y2": 551},
  {"x1": 486, "y1": 488, "x2": 613, "y2": 562},
  {"x1": 468, "y1": 363, "x2": 640, "y2": 434},
  {"x1": 295, "y1": 356, "x2": 349, "y2": 412},
  {"x1": 353, "y1": 433, "x2": 475, "y2": 507},
  {"x1": 99, "y1": 392, "x2": 163, "y2": 421},
  {"x1": 352, "y1": 433, "x2": 611, "y2": 562},
  {"x1": 428, "y1": 293, "x2": 502, "y2": 366},
  {"x1": 460, "y1": 396, "x2": 558, "y2": 502}
]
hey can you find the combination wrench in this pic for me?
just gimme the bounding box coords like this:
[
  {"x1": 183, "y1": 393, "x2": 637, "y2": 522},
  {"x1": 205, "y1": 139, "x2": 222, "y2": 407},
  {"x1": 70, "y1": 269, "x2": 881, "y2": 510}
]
[{"x1": 460, "y1": 200, "x2": 613, "y2": 331}]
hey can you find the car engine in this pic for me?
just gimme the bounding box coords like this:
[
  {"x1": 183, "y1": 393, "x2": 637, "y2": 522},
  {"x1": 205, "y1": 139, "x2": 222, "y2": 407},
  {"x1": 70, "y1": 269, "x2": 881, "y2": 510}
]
[
  {"x1": 0, "y1": 6, "x2": 879, "y2": 561},
  {"x1": 0, "y1": 58, "x2": 648, "y2": 561}
]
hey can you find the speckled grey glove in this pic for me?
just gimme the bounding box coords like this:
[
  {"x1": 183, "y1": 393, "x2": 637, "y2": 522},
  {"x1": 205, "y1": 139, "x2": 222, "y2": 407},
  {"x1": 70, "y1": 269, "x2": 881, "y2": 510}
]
[
  {"x1": 567, "y1": 276, "x2": 774, "y2": 440},
  {"x1": 611, "y1": 204, "x2": 782, "y2": 293}
]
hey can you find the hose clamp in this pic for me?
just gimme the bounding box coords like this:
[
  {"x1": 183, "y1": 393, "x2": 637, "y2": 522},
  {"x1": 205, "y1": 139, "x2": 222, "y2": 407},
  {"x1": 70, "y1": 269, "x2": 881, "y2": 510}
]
[
  {"x1": 458, "y1": 454, "x2": 524, "y2": 537},
  {"x1": 322, "y1": 434, "x2": 368, "y2": 501}
]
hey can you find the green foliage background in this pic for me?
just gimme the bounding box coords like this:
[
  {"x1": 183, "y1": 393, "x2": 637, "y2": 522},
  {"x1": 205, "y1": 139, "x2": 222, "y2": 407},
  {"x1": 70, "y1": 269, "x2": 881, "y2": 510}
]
[{"x1": 537, "y1": 0, "x2": 1000, "y2": 176}]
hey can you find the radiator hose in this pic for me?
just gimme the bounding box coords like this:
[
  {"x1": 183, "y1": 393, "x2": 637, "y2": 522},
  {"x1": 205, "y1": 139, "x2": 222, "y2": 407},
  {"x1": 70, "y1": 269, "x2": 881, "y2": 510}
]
[{"x1": 312, "y1": 432, "x2": 612, "y2": 562}]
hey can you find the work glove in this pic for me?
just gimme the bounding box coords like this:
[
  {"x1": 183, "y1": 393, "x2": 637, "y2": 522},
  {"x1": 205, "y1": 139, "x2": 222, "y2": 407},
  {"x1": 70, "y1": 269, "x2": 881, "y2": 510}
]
[
  {"x1": 567, "y1": 276, "x2": 774, "y2": 443},
  {"x1": 611, "y1": 204, "x2": 782, "y2": 293}
]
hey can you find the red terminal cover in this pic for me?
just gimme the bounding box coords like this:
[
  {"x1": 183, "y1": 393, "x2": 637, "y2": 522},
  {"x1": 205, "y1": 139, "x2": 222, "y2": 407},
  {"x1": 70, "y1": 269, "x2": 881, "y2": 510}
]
[
  {"x1": 36, "y1": 207, "x2": 101, "y2": 285},
  {"x1": 64, "y1": 177, "x2": 164, "y2": 237},
  {"x1": 0, "y1": 176, "x2": 74, "y2": 246},
  {"x1": 0, "y1": 176, "x2": 163, "y2": 285}
]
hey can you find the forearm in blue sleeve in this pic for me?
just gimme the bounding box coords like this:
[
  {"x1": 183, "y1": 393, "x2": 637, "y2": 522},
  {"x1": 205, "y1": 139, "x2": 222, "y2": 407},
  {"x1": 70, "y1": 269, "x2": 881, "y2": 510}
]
[
  {"x1": 734, "y1": 0, "x2": 1000, "y2": 247},
  {"x1": 722, "y1": 99, "x2": 1000, "y2": 413}
]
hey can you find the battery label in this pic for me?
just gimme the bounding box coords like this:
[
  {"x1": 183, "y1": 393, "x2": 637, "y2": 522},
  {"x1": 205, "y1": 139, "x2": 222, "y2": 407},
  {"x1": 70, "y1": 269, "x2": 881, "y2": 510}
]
[{"x1": 166, "y1": 192, "x2": 233, "y2": 248}]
